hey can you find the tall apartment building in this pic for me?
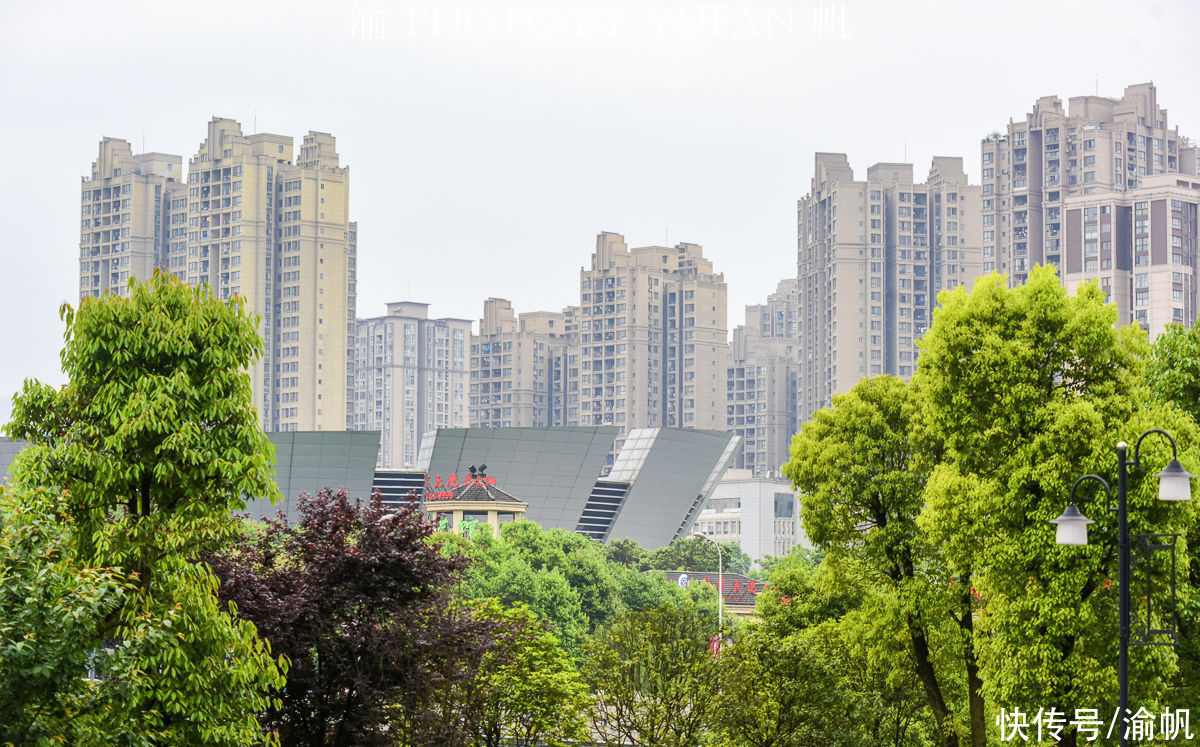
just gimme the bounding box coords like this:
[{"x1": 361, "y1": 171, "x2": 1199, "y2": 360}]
[
  {"x1": 470, "y1": 298, "x2": 573, "y2": 428},
  {"x1": 79, "y1": 138, "x2": 183, "y2": 298},
  {"x1": 981, "y1": 83, "x2": 1200, "y2": 339},
  {"x1": 980, "y1": 82, "x2": 1198, "y2": 287},
  {"x1": 796, "y1": 153, "x2": 983, "y2": 421},
  {"x1": 80, "y1": 118, "x2": 358, "y2": 434},
  {"x1": 1060, "y1": 173, "x2": 1200, "y2": 339},
  {"x1": 353, "y1": 302, "x2": 470, "y2": 469},
  {"x1": 568, "y1": 232, "x2": 729, "y2": 452},
  {"x1": 727, "y1": 279, "x2": 799, "y2": 477}
]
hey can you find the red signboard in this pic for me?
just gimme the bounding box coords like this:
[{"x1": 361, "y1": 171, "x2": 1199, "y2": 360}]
[{"x1": 424, "y1": 473, "x2": 497, "y2": 501}]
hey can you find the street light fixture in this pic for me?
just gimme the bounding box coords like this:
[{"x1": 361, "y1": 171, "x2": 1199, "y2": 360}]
[
  {"x1": 1052, "y1": 428, "x2": 1194, "y2": 747},
  {"x1": 691, "y1": 531, "x2": 723, "y2": 653}
]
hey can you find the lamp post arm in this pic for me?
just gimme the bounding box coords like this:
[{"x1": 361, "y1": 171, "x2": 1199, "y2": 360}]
[
  {"x1": 1070, "y1": 474, "x2": 1114, "y2": 515},
  {"x1": 1133, "y1": 429, "x2": 1179, "y2": 471},
  {"x1": 716, "y1": 541, "x2": 723, "y2": 650}
]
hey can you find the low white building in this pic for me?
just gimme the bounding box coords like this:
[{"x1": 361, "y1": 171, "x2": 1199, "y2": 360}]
[{"x1": 693, "y1": 469, "x2": 809, "y2": 561}]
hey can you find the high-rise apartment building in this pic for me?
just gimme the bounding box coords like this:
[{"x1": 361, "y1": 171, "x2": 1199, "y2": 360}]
[
  {"x1": 796, "y1": 154, "x2": 983, "y2": 421},
  {"x1": 1060, "y1": 173, "x2": 1200, "y2": 339},
  {"x1": 726, "y1": 279, "x2": 799, "y2": 477},
  {"x1": 981, "y1": 83, "x2": 1200, "y2": 340},
  {"x1": 980, "y1": 83, "x2": 1198, "y2": 287},
  {"x1": 568, "y1": 233, "x2": 729, "y2": 452},
  {"x1": 80, "y1": 119, "x2": 358, "y2": 434},
  {"x1": 470, "y1": 298, "x2": 572, "y2": 428},
  {"x1": 79, "y1": 138, "x2": 182, "y2": 298},
  {"x1": 353, "y1": 302, "x2": 470, "y2": 469}
]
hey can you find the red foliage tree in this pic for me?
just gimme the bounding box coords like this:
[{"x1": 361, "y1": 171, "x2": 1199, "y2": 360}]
[{"x1": 208, "y1": 488, "x2": 507, "y2": 746}]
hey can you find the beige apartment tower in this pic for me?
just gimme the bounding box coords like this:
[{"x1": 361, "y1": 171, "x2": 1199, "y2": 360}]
[
  {"x1": 1060, "y1": 174, "x2": 1200, "y2": 340},
  {"x1": 82, "y1": 118, "x2": 358, "y2": 433},
  {"x1": 568, "y1": 233, "x2": 729, "y2": 453},
  {"x1": 796, "y1": 153, "x2": 983, "y2": 422},
  {"x1": 980, "y1": 82, "x2": 1198, "y2": 286},
  {"x1": 79, "y1": 138, "x2": 183, "y2": 298},
  {"x1": 981, "y1": 83, "x2": 1199, "y2": 339},
  {"x1": 470, "y1": 298, "x2": 572, "y2": 428},
  {"x1": 727, "y1": 278, "x2": 799, "y2": 477},
  {"x1": 354, "y1": 303, "x2": 470, "y2": 469},
  {"x1": 168, "y1": 118, "x2": 356, "y2": 433}
]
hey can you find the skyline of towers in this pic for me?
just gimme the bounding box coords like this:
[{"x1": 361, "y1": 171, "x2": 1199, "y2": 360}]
[{"x1": 73, "y1": 83, "x2": 1200, "y2": 479}]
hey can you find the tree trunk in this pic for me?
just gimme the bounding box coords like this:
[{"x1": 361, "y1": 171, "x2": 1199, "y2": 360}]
[
  {"x1": 140, "y1": 470, "x2": 151, "y2": 518},
  {"x1": 907, "y1": 614, "x2": 958, "y2": 747},
  {"x1": 960, "y1": 580, "x2": 986, "y2": 747}
]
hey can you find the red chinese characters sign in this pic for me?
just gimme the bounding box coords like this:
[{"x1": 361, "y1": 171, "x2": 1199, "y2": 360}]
[{"x1": 424, "y1": 473, "x2": 497, "y2": 501}]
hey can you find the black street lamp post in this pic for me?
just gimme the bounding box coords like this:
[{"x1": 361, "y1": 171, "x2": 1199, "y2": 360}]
[{"x1": 1050, "y1": 429, "x2": 1194, "y2": 747}]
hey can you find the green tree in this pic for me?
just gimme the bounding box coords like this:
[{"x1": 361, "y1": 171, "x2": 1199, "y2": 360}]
[
  {"x1": 606, "y1": 536, "x2": 647, "y2": 569},
  {"x1": 716, "y1": 616, "x2": 931, "y2": 747},
  {"x1": 1146, "y1": 319, "x2": 1200, "y2": 709},
  {"x1": 753, "y1": 545, "x2": 823, "y2": 581},
  {"x1": 584, "y1": 602, "x2": 720, "y2": 746},
  {"x1": 1147, "y1": 319, "x2": 1200, "y2": 425},
  {"x1": 914, "y1": 268, "x2": 1198, "y2": 747},
  {"x1": 784, "y1": 375, "x2": 977, "y2": 746},
  {"x1": 4, "y1": 274, "x2": 286, "y2": 744},
  {"x1": 463, "y1": 600, "x2": 592, "y2": 747},
  {"x1": 640, "y1": 536, "x2": 752, "y2": 575},
  {"x1": 744, "y1": 550, "x2": 935, "y2": 746},
  {"x1": 444, "y1": 521, "x2": 693, "y2": 654},
  {"x1": 450, "y1": 526, "x2": 591, "y2": 653},
  {"x1": 0, "y1": 486, "x2": 129, "y2": 745}
]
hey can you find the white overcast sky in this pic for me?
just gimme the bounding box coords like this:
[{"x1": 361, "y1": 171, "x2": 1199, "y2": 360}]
[{"x1": 2, "y1": 0, "x2": 1198, "y2": 424}]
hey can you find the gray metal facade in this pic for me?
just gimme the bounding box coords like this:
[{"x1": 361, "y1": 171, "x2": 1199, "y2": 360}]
[
  {"x1": 241, "y1": 430, "x2": 381, "y2": 520},
  {"x1": 3, "y1": 428, "x2": 740, "y2": 550},
  {"x1": 417, "y1": 427, "x2": 619, "y2": 531},
  {"x1": 1, "y1": 434, "x2": 381, "y2": 521},
  {"x1": 607, "y1": 428, "x2": 741, "y2": 548},
  {"x1": 0, "y1": 438, "x2": 26, "y2": 485}
]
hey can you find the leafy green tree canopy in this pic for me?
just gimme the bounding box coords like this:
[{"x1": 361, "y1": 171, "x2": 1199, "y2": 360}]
[
  {"x1": 640, "y1": 536, "x2": 752, "y2": 575},
  {"x1": 914, "y1": 268, "x2": 1198, "y2": 732},
  {"x1": 584, "y1": 602, "x2": 720, "y2": 747},
  {"x1": 4, "y1": 273, "x2": 286, "y2": 745},
  {"x1": 0, "y1": 486, "x2": 129, "y2": 745},
  {"x1": 5, "y1": 273, "x2": 280, "y2": 563}
]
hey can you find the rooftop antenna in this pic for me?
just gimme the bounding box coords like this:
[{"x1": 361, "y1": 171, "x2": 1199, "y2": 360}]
[
  {"x1": 665, "y1": 222, "x2": 669, "y2": 247},
  {"x1": 253, "y1": 110, "x2": 257, "y2": 133}
]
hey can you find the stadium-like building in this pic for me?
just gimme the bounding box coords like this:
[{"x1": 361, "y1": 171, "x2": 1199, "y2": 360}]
[{"x1": 1, "y1": 427, "x2": 740, "y2": 550}]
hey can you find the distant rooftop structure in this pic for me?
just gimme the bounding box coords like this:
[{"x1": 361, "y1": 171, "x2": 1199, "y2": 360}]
[
  {"x1": 424, "y1": 463, "x2": 529, "y2": 535},
  {"x1": 651, "y1": 570, "x2": 766, "y2": 617}
]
